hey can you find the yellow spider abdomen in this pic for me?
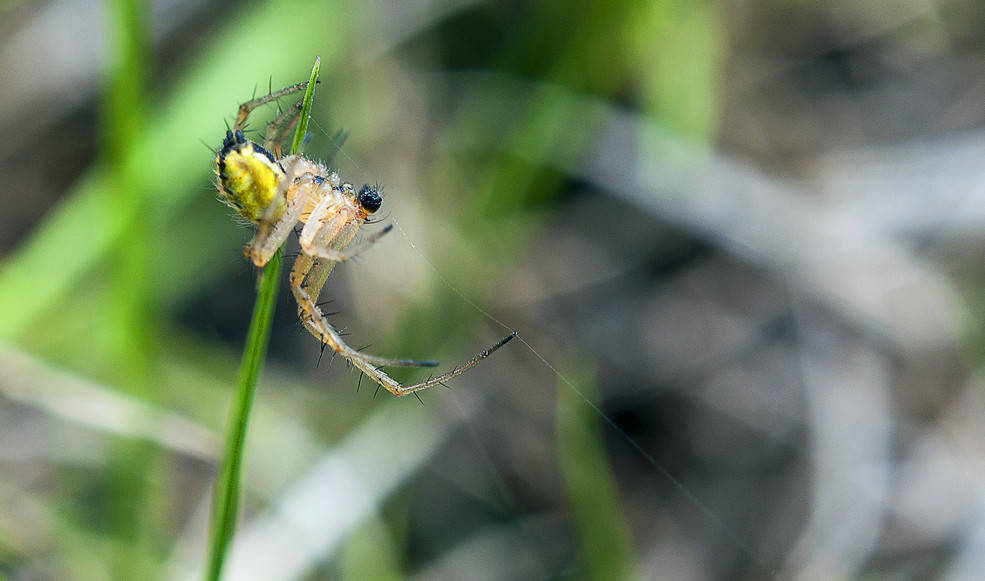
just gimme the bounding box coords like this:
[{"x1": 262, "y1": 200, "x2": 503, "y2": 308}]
[{"x1": 216, "y1": 130, "x2": 286, "y2": 223}]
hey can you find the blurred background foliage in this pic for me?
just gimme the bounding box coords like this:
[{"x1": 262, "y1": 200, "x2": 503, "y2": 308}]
[{"x1": 2, "y1": 0, "x2": 985, "y2": 579}]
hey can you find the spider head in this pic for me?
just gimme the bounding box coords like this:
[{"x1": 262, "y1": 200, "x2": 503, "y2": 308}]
[
  {"x1": 357, "y1": 184, "x2": 382, "y2": 214},
  {"x1": 215, "y1": 130, "x2": 285, "y2": 223}
]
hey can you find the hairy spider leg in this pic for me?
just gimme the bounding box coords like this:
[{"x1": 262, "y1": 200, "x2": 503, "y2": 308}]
[
  {"x1": 263, "y1": 98, "x2": 304, "y2": 157},
  {"x1": 246, "y1": 157, "x2": 325, "y2": 267},
  {"x1": 292, "y1": 271, "x2": 516, "y2": 396},
  {"x1": 233, "y1": 82, "x2": 309, "y2": 135},
  {"x1": 291, "y1": 207, "x2": 436, "y2": 368},
  {"x1": 263, "y1": 95, "x2": 345, "y2": 160}
]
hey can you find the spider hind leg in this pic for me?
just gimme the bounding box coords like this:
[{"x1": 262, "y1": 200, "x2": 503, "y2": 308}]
[{"x1": 291, "y1": 277, "x2": 515, "y2": 396}]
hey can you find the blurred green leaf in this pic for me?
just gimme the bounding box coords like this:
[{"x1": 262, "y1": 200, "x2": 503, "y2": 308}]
[
  {"x1": 556, "y1": 361, "x2": 641, "y2": 581},
  {"x1": 630, "y1": 0, "x2": 726, "y2": 143}
]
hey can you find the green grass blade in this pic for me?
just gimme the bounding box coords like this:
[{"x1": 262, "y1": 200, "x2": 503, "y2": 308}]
[
  {"x1": 292, "y1": 57, "x2": 320, "y2": 156},
  {"x1": 556, "y1": 361, "x2": 641, "y2": 581},
  {"x1": 203, "y1": 249, "x2": 281, "y2": 581}
]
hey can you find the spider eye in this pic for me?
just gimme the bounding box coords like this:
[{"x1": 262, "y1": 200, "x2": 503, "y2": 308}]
[{"x1": 357, "y1": 185, "x2": 382, "y2": 213}]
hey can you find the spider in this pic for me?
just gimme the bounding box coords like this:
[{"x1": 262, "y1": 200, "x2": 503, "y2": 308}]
[{"x1": 214, "y1": 81, "x2": 515, "y2": 396}]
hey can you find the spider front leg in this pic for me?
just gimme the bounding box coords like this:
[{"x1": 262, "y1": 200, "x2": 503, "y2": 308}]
[{"x1": 299, "y1": 208, "x2": 394, "y2": 263}]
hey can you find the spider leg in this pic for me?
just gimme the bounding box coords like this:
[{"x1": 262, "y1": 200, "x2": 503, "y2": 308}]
[
  {"x1": 387, "y1": 332, "x2": 516, "y2": 395},
  {"x1": 300, "y1": 224, "x2": 393, "y2": 262},
  {"x1": 264, "y1": 98, "x2": 304, "y2": 157},
  {"x1": 356, "y1": 352, "x2": 439, "y2": 368},
  {"x1": 247, "y1": 161, "x2": 323, "y2": 267},
  {"x1": 292, "y1": 198, "x2": 444, "y2": 367},
  {"x1": 291, "y1": 277, "x2": 515, "y2": 396},
  {"x1": 233, "y1": 82, "x2": 309, "y2": 133},
  {"x1": 294, "y1": 258, "x2": 440, "y2": 368},
  {"x1": 291, "y1": 185, "x2": 394, "y2": 265}
]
